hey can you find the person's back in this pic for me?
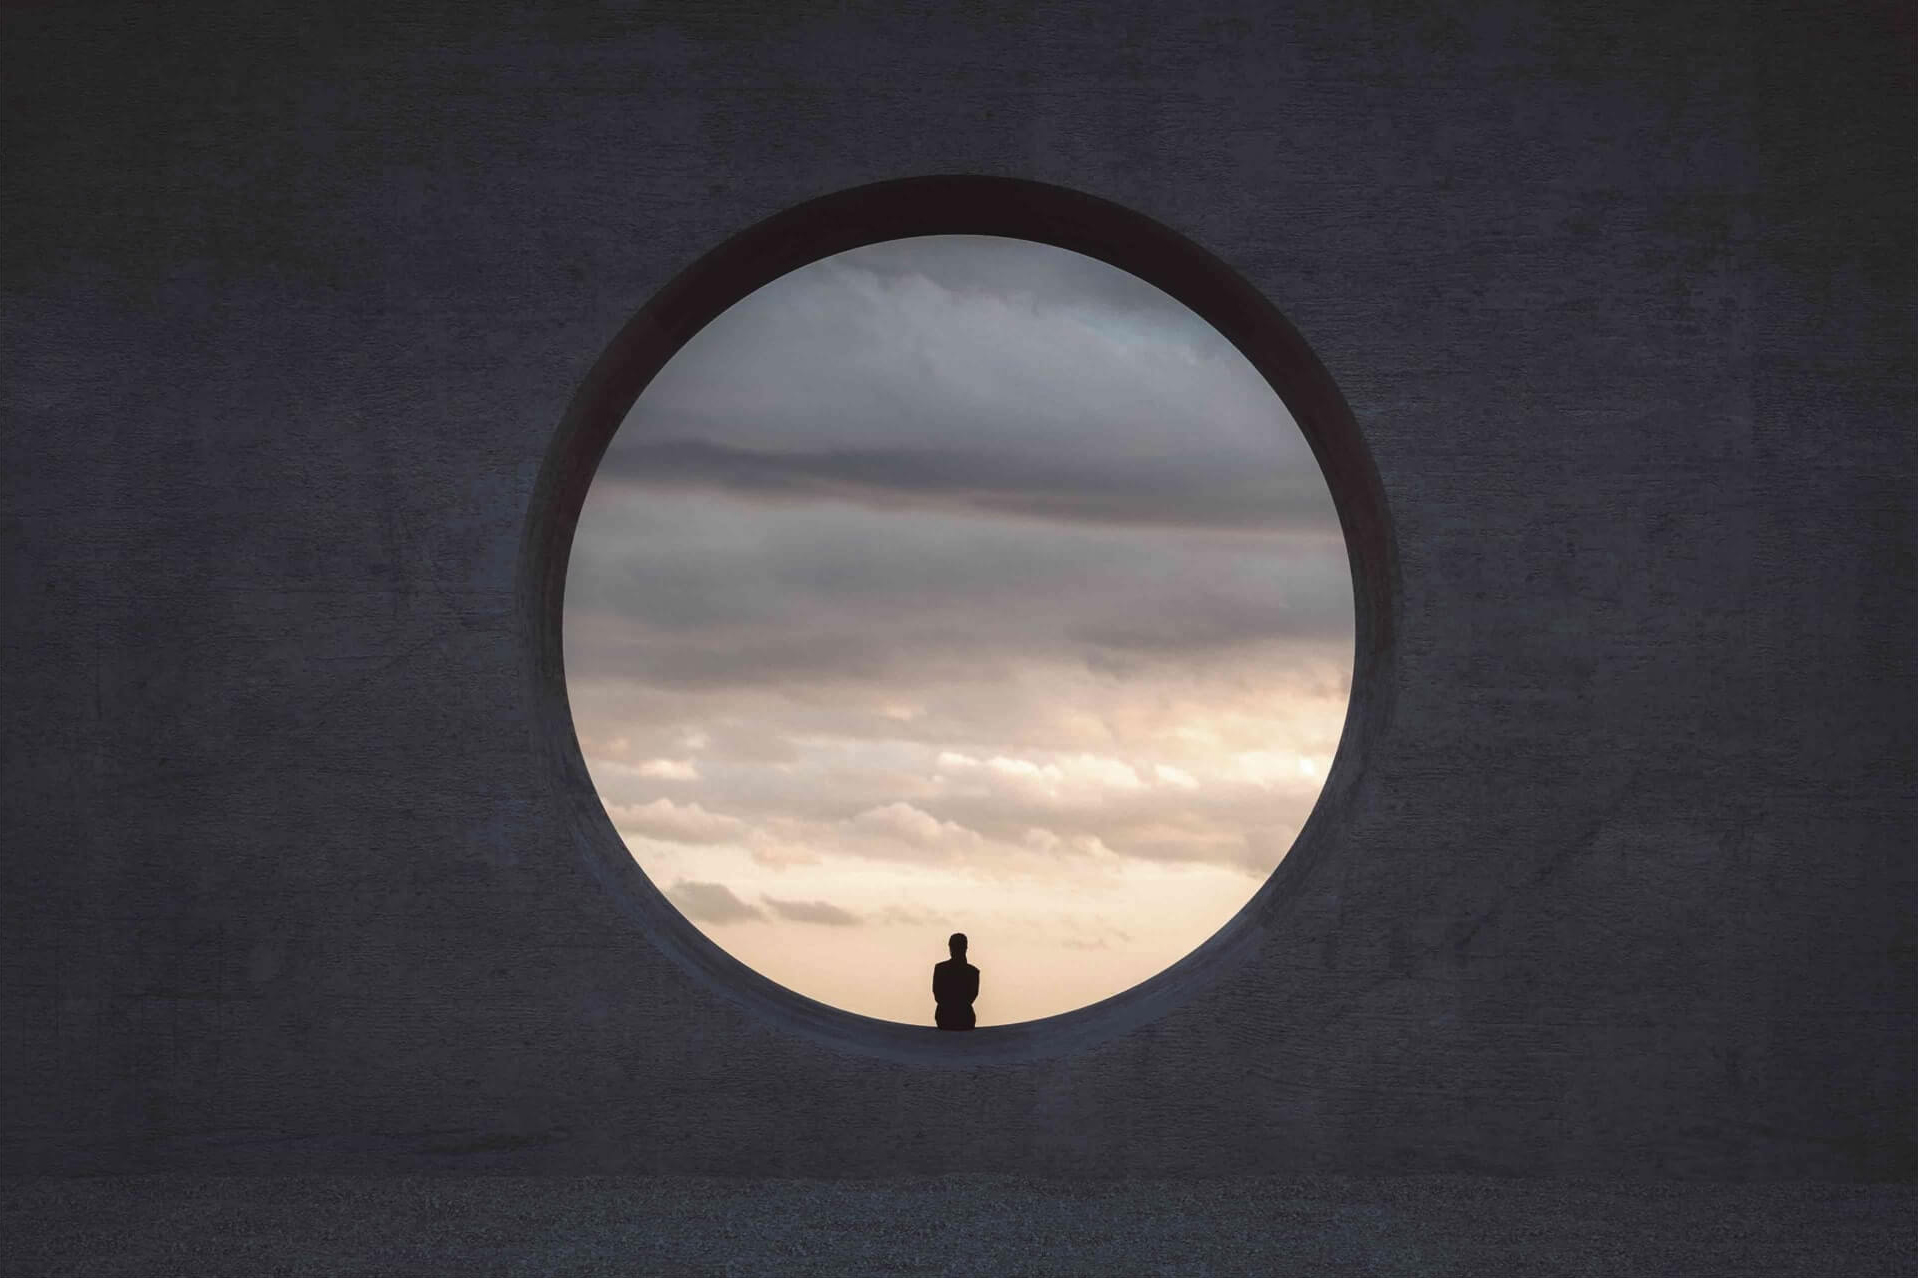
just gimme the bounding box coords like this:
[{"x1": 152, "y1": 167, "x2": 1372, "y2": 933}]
[{"x1": 933, "y1": 933, "x2": 979, "y2": 1031}]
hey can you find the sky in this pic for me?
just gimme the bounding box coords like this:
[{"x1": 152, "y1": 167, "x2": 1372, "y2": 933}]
[{"x1": 564, "y1": 235, "x2": 1353, "y2": 1027}]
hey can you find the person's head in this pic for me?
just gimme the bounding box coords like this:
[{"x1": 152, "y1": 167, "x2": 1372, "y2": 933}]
[{"x1": 948, "y1": 932, "x2": 967, "y2": 958}]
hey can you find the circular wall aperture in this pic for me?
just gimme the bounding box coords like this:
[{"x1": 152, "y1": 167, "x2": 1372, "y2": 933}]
[{"x1": 519, "y1": 176, "x2": 1396, "y2": 1064}]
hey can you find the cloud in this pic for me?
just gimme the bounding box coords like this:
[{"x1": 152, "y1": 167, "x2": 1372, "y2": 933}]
[
  {"x1": 664, "y1": 879, "x2": 762, "y2": 924},
  {"x1": 844, "y1": 802, "x2": 987, "y2": 859},
  {"x1": 761, "y1": 896, "x2": 862, "y2": 926},
  {"x1": 594, "y1": 438, "x2": 1334, "y2": 534},
  {"x1": 809, "y1": 234, "x2": 1207, "y2": 326},
  {"x1": 576, "y1": 646, "x2": 1347, "y2": 877},
  {"x1": 937, "y1": 750, "x2": 1146, "y2": 793},
  {"x1": 608, "y1": 798, "x2": 748, "y2": 845},
  {"x1": 876, "y1": 904, "x2": 947, "y2": 927},
  {"x1": 590, "y1": 756, "x2": 702, "y2": 781},
  {"x1": 614, "y1": 237, "x2": 1323, "y2": 503},
  {"x1": 1242, "y1": 824, "x2": 1302, "y2": 868},
  {"x1": 563, "y1": 495, "x2": 1354, "y2": 695},
  {"x1": 1154, "y1": 764, "x2": 1199, "y2": 790}
]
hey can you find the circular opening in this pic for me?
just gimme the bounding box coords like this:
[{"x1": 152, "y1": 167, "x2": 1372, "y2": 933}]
[
  {"x1": 567, "y1": 234, "x2": 1354, "y2": 1025},
  {"x1": 520, "y1": 176, "x2": 1396, "y2": 1063}
]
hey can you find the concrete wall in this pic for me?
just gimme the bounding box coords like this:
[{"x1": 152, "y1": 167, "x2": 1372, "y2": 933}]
[{"x1": 3, "y1": 0, "x2": 1912, "y2": 1178}]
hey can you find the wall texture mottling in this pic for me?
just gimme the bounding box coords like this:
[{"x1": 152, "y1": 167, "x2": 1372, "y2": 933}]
[{"x1": 3, "y1": 0, "x2": 1913, "y2": 1178}]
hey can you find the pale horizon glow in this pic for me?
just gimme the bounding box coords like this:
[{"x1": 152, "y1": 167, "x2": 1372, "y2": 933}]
[{"x1": 565, "y1": 235, "x2": 1353, "y2": 1026}]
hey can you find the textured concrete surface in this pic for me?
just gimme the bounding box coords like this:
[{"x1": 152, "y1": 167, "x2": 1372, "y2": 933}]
[
  {"x1": 6, "y1": 1174, "x2": 1916, "y2": 1276},
  {"x1": 3, "y1": 0, "x2": 1915, "y2": 1180}
]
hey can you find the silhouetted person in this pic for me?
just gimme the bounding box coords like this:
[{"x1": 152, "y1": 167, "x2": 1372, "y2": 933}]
[{"x1": 933, "y1": 932, "x2": 979, "y2": 1031}]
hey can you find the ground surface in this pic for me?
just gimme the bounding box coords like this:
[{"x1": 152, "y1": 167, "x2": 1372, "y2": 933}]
[{"x1": 3, "y1": 1174, "x2": 1912, "y2": 1276}]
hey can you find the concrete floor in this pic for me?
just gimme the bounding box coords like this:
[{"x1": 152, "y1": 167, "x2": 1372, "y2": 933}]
[{"x1": 3, "y1": 1173, "x2": 1912, "y2": 1276}]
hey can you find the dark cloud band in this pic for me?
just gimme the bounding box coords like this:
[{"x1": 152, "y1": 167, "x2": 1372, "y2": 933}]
[{"x1": 595, "y1": 437, "x2": 1336, "y2": 533}]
